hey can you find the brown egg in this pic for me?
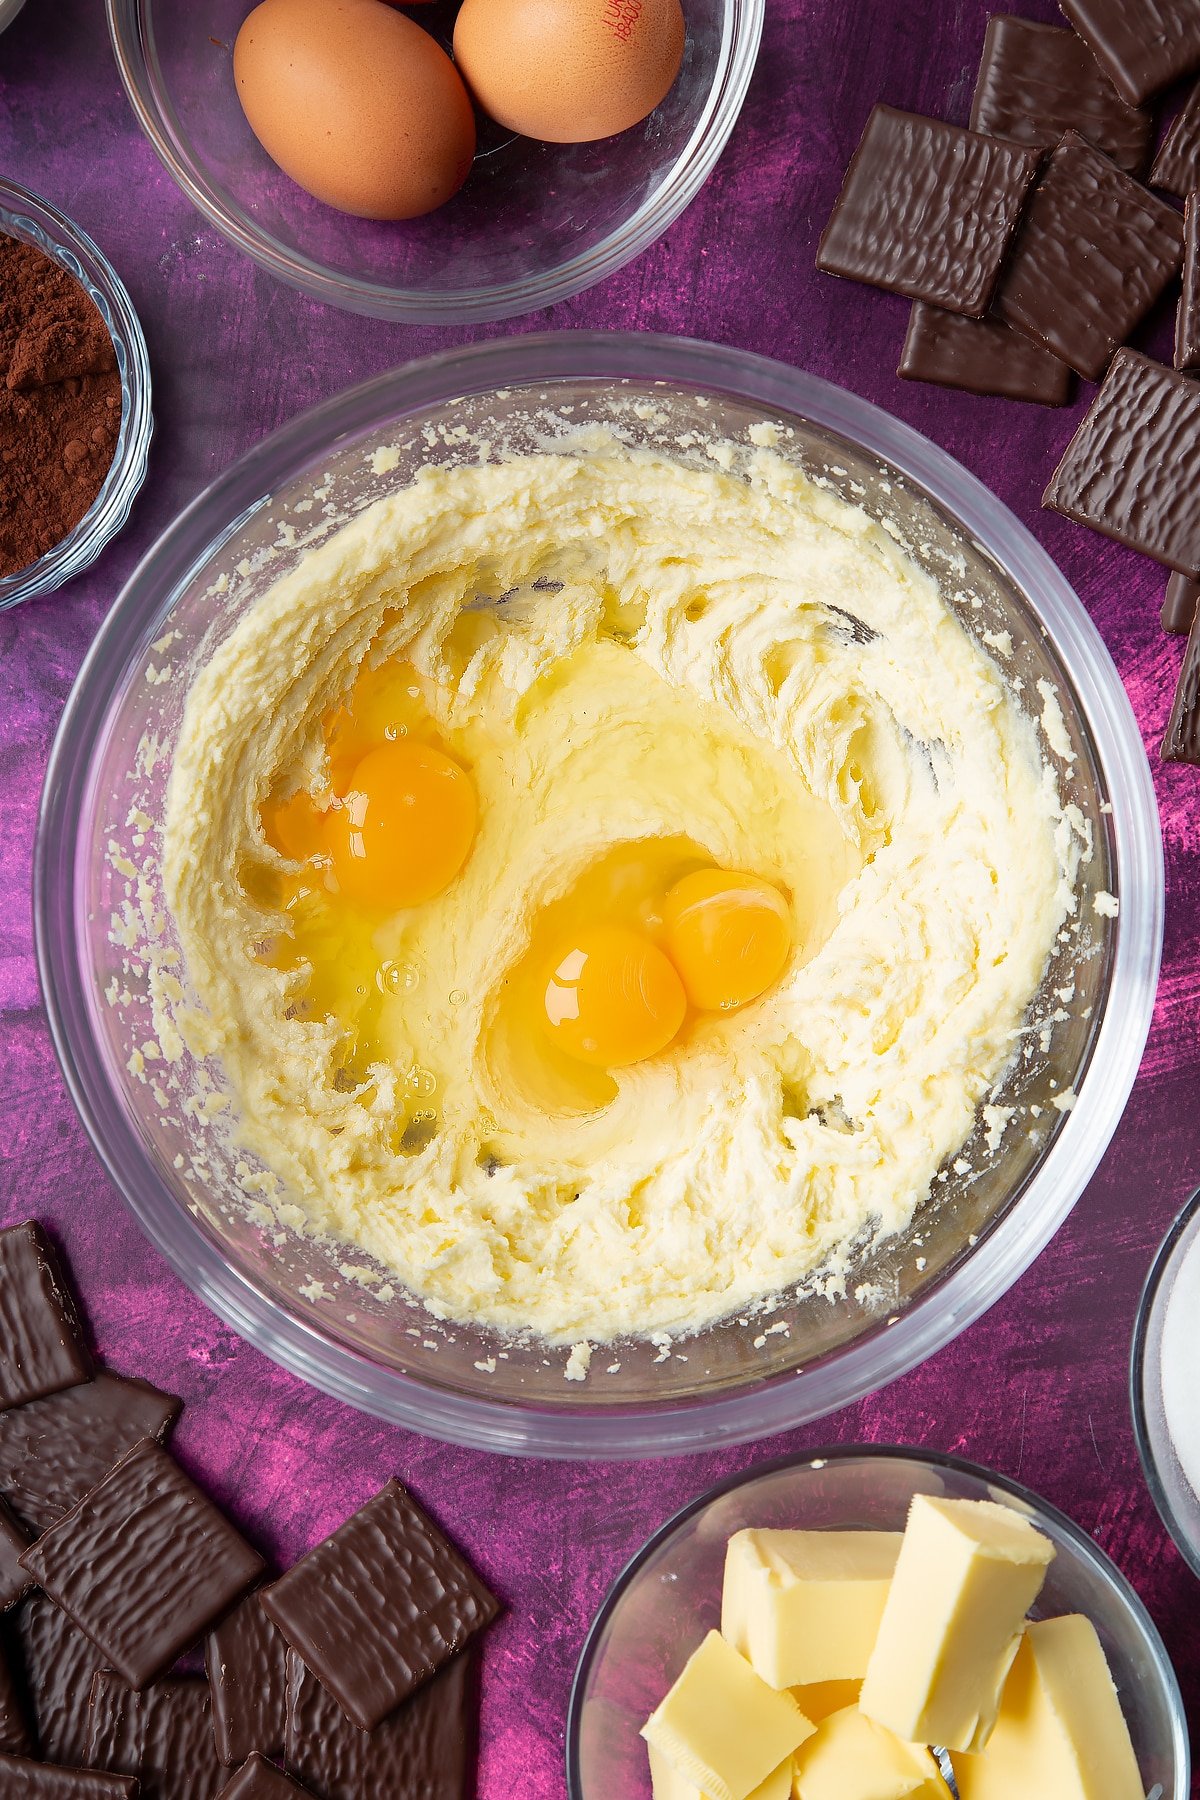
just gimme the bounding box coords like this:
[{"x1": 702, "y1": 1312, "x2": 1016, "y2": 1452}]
[
  {"x1": 452, "y1": 0, "x2": 686, "y2": 143},
  {"x1": 234, "y1": 0, "x2": 476, "y2": 219}
]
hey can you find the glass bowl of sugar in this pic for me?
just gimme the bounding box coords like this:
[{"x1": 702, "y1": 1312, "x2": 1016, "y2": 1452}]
[{"x1": 1131, "y1": 1187, "x2": 1200, "y2": 1579}]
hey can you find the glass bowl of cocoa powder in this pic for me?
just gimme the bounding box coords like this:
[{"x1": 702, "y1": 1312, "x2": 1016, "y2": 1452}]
[{"x1": 0, "y1": 178, "x2": 152, "y2": 609}]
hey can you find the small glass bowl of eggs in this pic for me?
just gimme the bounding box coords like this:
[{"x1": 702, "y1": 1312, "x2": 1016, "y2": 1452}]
[{"x1": 106, "y1": 0, "x2": 764, "y2": 321}]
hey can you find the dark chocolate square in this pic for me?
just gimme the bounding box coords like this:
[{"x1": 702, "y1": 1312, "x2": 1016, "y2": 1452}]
[
  {"x1": 1151, "y1": 80, "x2": 1200, "y2": 195},
  {"x1": 995, "y1": 130, "x2": 1182, "y2": 379},
  {"x1": 217, "y1": 1754, "x2": 315, "y2": 1800},
  {"x1": 261, "y1": 1482, "x2": 497, "y2": 1734},
  {"x1": 13, "y1": 1590, "x2": 109, "y2": 1766},
  {"x1": 0, "y1": 1223, "x2": 91, "y2": 1411},
  {"x1": 1163, "y1": 602, "x2": 1200, "y2": 763},
  {"x1": 0, "y1": 1371, "x2": 181, "y2": 1536},
  {"x1": 0, "y1": 1756, "x2": 136, "y2": 1798},
  {"x1": 19, "y1": 1439, "x2": 264, "y2": 1690},
  {"x1": 898, "y1": 302, "x2": 1073, "y2": 403},
  {"x1": 1176, "y1": 193, "x2": 1200, "y2": 370},
  {"x1": 1059, "y1": 0, "x2": 1200, "y2": 106},
  {"x1": 1044, "y1": 350, "x2": 1200, "y2": 574},
  {"x1": 1164, "y1": 572, "x2": 1200, "y2": 633},
  {"x1": 971, "y1": 14, "x2": 1152, "y2": 174},
  {"x1": 0, "y1": 1637, "x2": 33, "y2": 1756},
  {"x1": 284, "y1": 1648, "x2": 474, "y2": 1800},
  {"x1": 0, "y1": 1495, "x2": 33, "y2": 1611},
  {"x1": 88, "y1": 1670, "x2": 230, "y2": 1800},
  {"x1": 817, "y1": 105, "x2": 1041, "y2": 316},
  {"x1": 206, "y1": 1592, "x2": 288, "y2": 1765}
]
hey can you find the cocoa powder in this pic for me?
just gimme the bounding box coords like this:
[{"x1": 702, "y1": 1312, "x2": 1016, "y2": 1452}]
[{"x1": 0, "y1": 232, "x2": 122, "y2": 579}]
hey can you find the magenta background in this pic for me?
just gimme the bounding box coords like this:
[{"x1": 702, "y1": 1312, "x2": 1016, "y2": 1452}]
[{"x1": 2, "y1": 0, "x2": 1200, "y2": 1792}]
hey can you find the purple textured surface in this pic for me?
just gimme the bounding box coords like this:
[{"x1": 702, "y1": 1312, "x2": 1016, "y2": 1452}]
[{"x1": 0, "y1": 2, "x2": 1198, "y2": 1796}]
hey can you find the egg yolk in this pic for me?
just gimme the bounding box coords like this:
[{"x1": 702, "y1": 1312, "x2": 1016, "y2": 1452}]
[
  {"x1": 541, "y1": 925, "x2": 686, "y2": 1069},
  {"x1": 662, "y1": 868, "x2": 792, "y2": 1011},
  {"x1": 262, "y1": 787, "x2": 327, "y2": 865},
  {"x1": 323, "y1": 656, "x2": 427, "y2": 797},
  {"x1": 324, "y1": 738, "x2": 477, "y2": 910}
]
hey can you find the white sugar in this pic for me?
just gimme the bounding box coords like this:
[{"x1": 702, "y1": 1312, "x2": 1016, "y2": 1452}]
[{"x1": 1161, "y1": 1229, "x2": 1200, "y2": 1503}]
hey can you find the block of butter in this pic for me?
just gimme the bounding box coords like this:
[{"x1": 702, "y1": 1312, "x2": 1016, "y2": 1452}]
[
  {"x1": 722, "y1": 1529, "x2": 902, "y2": 1686},
  {"x1": 859, "y1": 1496, "x2": 1054, "y2": 1752},
  {"x1": 790, "y1": 1678, "x2": 862, "y2": 1723},
  {"x1": 950, "y1": 1616, "x2": 1143, "y2": 1800},
  {"x1": 791, "y1": 1705, "x2": 950, "y2": 1800},
  {"x1": 641, "y1": 1630, "x2": 815, "y2": 1800},
  {"x1": 648, "y1": 1745, "x2": 794, "y2": 1800}
]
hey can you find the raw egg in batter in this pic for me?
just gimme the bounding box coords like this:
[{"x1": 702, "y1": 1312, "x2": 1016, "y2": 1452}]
[
  {"x1": 662, "y1": 869, "x2": 792, "y2": 1012},
  {"x1": 541, "y1": 926, "x2": 687, "y2": 1068},
  {"x1": 253, "y1": 654, "x2": 479, "y2": 1131},
  {"x1": 262, "y1": 788, "x2": 328, "y2": 866},
  {"x1": 325, "y1": 739, "x2": 477, "y2": 909},
  {"x1": 255, "y1": 647, "x2": 803, "y2": 1130},
  {"x1": 528, "y1": 855, "x2": 794, "y2": 1076}
]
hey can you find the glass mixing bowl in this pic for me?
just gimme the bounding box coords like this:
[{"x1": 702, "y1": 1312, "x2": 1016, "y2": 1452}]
[
  {"x1": 1131, "y1": 1188, "x2": 1200, "y2": 1581},
  {"x1": 0, "y1": 178, "x2": 152, "y2": 610},
  {"x1": 105, "y1": 0, "x2": 763, "y2": 322},
  {"x1": 35, "y1": 332, "x2": 1162, "y2": 1458},
  {"x1": 566, "y1": 1448, "x2": 1189, "y2": 1799}
]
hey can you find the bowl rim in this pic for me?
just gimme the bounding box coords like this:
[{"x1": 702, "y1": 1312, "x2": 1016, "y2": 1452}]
[
  {"x1": 103, "y1": 0, "x2": 766, "y2": 324},
  {"x1": 1130, "y1": 1186, "x2": 1200, "y2": 1581},
  {"x1": 35, "y1": 330, "x2": 1165, "y2": 1458},
  {"x1": 0, "y1": 176, "x2": 153, "y2": 610},
  {"x1": 564, "y1": 1442, "x2": 1192, "y2": 1800}
]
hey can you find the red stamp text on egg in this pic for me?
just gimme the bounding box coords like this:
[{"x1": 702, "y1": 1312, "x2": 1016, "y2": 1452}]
[{"x1": 602, "y1": 0, "x2": 643, "y2": 43}]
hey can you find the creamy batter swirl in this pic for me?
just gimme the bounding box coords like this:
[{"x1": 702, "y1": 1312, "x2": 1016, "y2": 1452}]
[{"x1": 162, "y1": 443, "x2": 1074, "y2": 1342}]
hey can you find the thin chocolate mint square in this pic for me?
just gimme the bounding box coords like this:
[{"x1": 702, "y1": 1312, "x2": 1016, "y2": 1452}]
[
  {"x1": 285, "y1": 1648, "x2": 475, "y2": 1800},
  {"x1": 1151, "y1": 80, "x2": 1200, "y2": 195},
  {"x1": 0, "y1": 1495, "x2": 33, "y2": 1611},
  {"x1": 206, "y1": 1591, "x2": 288, "y2": 1765},
  {"x1": 88, "y1": 1671, "x2": 229, "y2": 1800},
  {"x1": 0, "y1": 1757, "x2": 136, "y2": 1799},
  {"x1": 995, "y1": 130, "x2": 1182, "y2": 379},
  {"x1": 1059, "y1": 0, "x2": 1200, "y2": 106},
  {"x1": 1176, "y1": 193, "x2": 1200, "y2": 371},
  {"x1": 0, "y1": 1370, "x2": 181, "y2": 1536},
  {"x1": 1044, "y1": 350, "x2": 1200, "y2": 574},
  {"x1": 19, "y1": 1439, "x2": 264, "y2": 1690},
  {"x1": 0, "y1": 1638, "x2": 33, "y2": 1757},
  {"x1": 217, "y1": 1754, "x2": 315, "y2": 1800},
  {"x1": 14, "y1": 1590, "x2": 109, "y2": 1766},
  {"x1": 898, "y1": 303, "x2": 1073, "y2": 404},
  {"x1": 1163, "y1": 603, "x2": 1200, "y2": 764},
  {"x1": 970, "y1": 14, "x2": 1152, "y2": 174},
  {"x1": 1164, "y1": 573, "x2": 1200, "y2": 633},
  {"x1": 261, "y1": 1481, "x2": 498, "y2": 1733},
  {"x1": 0, "y1": 1223, "x2": 91, "y2": 1411},
  {"x1": 817, "y1": 105, "x2": 1041, "y2": 316}
]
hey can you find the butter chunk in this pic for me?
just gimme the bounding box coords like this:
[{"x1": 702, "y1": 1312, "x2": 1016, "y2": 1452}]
[
  {"x1": 860, "y1": 1496, "x2": 1054, "y2": 1752},
  {"x1": 641, "y1": 1630, "x2": 815, "y2": 1800},
  {"x1": 649, "y1": 1746, "x2": 794, "y2": 1800},
  {"x1": 722, "y1": 1529, "x2": 902, "y2": 1686},
  {"x1": 792, "y1": 1706, "x2": 950, "y2": 1800},
  {"x1": 950, "y1": 1616, "x2": 1143, "y2": 1800},
  {"x1": 790, "y1": 1678, "x2": 862, "y2": 1722}
]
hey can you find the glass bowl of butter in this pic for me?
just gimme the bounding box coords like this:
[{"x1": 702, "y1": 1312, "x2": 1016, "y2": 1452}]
[
  {"x1": 35, "y1": 332, "x2": 1162, "y2": 1458},
  {"x1": 567, "y1": 1446, "x2": 1188, "y2": 1800}
]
